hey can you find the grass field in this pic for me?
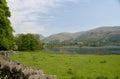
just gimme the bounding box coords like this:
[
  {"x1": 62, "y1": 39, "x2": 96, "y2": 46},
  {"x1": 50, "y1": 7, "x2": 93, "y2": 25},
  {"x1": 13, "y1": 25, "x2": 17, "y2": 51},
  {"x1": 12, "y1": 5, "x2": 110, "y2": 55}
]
[{"x1": 10, "y1": 51, "x2": 120, "y2": 79}]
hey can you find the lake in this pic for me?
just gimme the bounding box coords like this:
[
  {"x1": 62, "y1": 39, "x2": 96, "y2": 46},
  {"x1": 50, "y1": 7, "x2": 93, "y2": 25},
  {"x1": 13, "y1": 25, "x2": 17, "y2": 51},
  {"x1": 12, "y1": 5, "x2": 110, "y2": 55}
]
[{"x1": 45, "y1": 46, "x2": 120, "y2": 54}]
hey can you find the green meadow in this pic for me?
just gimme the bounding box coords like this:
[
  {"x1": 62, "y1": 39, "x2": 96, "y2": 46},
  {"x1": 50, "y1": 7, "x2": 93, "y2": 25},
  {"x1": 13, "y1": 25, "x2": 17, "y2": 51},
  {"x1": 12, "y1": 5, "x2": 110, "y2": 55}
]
[{"x1": 10, "y1": 51, "x2": 120, "y2": 79}]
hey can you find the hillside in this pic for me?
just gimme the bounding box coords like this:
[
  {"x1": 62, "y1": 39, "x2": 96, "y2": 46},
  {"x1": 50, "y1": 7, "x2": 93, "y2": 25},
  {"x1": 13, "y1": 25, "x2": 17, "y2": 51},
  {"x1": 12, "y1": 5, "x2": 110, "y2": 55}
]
[
  {"x1": 73, "y1": 26, "x2": 120, "y2": 43},
  {"x1": 42, "y1": 26, "x2": 120, "y2": 44},
  {"x1": 42, "y1": 32, "x2": 83, "y2": 43}
]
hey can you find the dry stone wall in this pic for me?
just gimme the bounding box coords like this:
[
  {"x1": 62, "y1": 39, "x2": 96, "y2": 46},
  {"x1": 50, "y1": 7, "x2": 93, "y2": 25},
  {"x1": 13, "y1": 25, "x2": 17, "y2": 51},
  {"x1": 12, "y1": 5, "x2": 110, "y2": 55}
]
[{"x1": 0, "y1": 51, "x2": 56, "y2": 79}]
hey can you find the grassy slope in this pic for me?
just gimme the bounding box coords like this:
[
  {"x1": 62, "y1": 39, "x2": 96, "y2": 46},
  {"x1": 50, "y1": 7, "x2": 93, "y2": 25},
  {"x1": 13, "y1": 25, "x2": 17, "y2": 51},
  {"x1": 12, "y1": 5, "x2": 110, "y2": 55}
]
[{"x1": 10, "y1": 51, "x2": 120, "y2": 79}]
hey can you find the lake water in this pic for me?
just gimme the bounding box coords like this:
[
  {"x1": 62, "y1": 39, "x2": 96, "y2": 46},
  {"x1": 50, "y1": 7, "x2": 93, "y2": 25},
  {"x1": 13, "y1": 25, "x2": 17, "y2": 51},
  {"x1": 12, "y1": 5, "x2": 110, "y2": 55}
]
[{"x1": 45, "y1": 46, "x2": 120, "y2": 54}]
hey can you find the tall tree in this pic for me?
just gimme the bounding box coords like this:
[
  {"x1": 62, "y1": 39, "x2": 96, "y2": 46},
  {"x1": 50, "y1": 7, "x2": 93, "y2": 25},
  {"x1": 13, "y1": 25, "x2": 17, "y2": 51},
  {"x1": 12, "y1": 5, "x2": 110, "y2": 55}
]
[{"x1": 0, "y1": 0, "x2": 14, "y2": 50}]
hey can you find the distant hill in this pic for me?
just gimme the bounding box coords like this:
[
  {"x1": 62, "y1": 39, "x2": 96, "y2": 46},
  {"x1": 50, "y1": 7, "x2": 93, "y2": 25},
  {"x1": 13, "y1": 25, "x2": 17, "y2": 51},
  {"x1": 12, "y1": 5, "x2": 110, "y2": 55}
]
[
  {"x1": 40, "y1": 34, "x2": 45, "y2": 40},
  {"x1": 42, "y1": 26, "x2": 120, "y2": 44},
  {"x1": 42, "y1": 32, "x2": 83, "y2": 43}
]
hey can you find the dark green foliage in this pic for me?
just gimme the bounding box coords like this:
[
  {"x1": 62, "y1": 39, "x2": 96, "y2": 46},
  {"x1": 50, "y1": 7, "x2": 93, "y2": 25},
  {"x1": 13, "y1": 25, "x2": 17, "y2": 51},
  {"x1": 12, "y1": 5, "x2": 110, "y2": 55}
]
[
  {"x1": 15, "y1": 33, "x2": 43, "y2": 51},
  {"x1": 0, "y1": 0, "x2": 13, "y2": 50}
]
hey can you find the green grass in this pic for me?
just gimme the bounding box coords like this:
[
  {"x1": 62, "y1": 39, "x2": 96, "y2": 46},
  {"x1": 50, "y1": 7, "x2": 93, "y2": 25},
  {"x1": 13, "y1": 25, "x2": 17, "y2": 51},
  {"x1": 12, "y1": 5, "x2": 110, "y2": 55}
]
[{"x1": 10, "y1": 51, "x2": 120, "y2": 79}]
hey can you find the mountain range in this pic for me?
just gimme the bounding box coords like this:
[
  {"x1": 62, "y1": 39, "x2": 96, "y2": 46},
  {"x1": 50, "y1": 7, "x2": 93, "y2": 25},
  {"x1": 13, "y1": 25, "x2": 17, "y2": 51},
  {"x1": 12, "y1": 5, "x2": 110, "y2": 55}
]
[{"x1": 42, "y1": 26, "x2": 120, "y2": 44}]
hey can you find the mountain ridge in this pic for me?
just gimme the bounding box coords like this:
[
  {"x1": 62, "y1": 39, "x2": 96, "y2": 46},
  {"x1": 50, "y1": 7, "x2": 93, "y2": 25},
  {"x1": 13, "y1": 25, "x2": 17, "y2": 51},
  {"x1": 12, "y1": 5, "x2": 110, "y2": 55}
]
[{"x1": 42, "y1": 26, "x2": 120, "y2": 44}]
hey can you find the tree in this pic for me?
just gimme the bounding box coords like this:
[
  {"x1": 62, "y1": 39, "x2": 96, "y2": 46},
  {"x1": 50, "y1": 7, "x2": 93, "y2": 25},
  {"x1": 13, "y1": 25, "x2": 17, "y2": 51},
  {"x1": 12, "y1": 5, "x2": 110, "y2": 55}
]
[
  {"x1": 0, "y1": 0, "x2": 14, "y2": 50},
  {"x1": 15, "y1": 33, "x2": 43, "y2": 51}
]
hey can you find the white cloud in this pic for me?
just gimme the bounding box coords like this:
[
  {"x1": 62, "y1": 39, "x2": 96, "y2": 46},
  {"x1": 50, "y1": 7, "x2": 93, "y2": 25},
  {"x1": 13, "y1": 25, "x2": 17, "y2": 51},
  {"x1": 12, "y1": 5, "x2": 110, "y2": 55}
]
[{"x1": 7, "y1": 0, "x2": 78, "y2": 34}]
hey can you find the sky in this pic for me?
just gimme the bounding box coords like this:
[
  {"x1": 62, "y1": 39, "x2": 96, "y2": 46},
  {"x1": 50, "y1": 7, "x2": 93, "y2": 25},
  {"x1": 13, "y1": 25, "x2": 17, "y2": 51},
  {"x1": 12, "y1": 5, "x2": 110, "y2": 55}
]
[{"x1": 7, "y1": 0, "x2": 120, "y2": 36}]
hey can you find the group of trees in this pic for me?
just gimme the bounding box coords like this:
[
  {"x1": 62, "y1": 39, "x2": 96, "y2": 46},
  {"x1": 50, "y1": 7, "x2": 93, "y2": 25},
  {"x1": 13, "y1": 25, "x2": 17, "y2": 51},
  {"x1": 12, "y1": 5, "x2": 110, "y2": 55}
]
[
  {"x1": 0, "y1": 0, "x2": 43, "y2": 51},
  {"x1": 15, "y1": 34, "x2": 43, "y2": 51}
]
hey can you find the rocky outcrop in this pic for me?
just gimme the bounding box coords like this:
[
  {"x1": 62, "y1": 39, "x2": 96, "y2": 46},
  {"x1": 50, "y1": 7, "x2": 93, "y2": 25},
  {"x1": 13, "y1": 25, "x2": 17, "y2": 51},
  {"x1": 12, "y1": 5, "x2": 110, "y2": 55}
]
[{"x1": 0, "y1": 55, "x2": 56, "y2": 79}]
